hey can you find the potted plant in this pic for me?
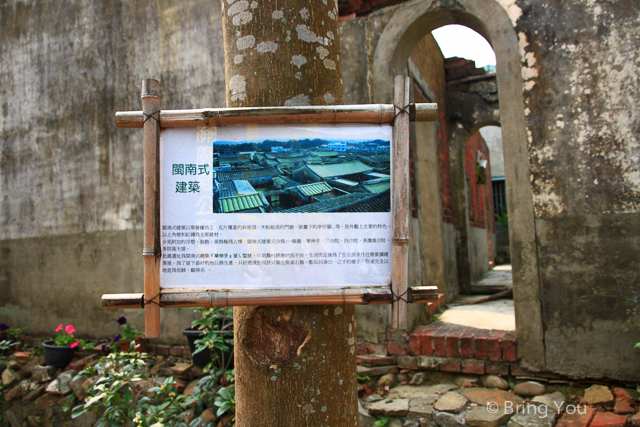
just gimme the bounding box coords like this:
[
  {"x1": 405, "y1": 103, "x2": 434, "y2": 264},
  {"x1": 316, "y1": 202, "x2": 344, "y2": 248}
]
[
  {"x1": 183, "y1": 307, "x2": 233, "y2": 370},
  {"x1": 43, "y1": 324, "x2": 93, "y2": 368},
  {"x1": 113, "y1": 316, "x2": 147, "y2": 352}
]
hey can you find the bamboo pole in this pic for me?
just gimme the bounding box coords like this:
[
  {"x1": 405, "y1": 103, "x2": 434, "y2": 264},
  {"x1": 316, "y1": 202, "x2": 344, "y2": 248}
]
[
  {"x1": 114, "y1": 103, "x2": 437, "y2": 128},
  {"x1": 101, "y1": 286, "x2": 439, "y2": 309},
  {"x1": 141, "y1": 79, "x2": 161, "y2": 338},
  {"x1": 391, "y1": 75, "x2": 411, "y2": 329}
]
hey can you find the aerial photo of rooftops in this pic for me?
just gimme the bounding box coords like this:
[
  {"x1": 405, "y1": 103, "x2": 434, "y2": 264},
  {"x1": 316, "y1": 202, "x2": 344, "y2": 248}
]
[{"x1": 212, "y1": 138, "x2": 391, "y2": 214}]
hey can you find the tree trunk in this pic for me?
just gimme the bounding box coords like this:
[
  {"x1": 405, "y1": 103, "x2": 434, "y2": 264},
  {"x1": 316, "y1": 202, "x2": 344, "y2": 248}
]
[{"x1": 219, "y1": 1, "x2": 358, "y2": 426}]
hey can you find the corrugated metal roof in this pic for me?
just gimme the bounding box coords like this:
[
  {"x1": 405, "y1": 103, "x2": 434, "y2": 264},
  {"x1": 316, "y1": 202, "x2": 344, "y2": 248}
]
[
  {"x1": 219, "y1": 193, "x2": 269, "y2": 213},
  {"x1": 296, "y1": 181, "x2": 333, "y2": 197},
  {"x1": 305, "y1": 160, "x2": 372, "y2": 179},
  {"x1": 216, "y1": 166, "x2": 282, "y2": 182},
  {"x1": 364, "y1": 181, "x2": 391, "y2": 193}
]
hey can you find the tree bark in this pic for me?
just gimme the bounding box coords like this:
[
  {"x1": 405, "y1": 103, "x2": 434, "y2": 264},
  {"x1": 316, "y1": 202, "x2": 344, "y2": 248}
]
[{"x1": 220, "y1": 1, "x2": 358, "y2": 426}]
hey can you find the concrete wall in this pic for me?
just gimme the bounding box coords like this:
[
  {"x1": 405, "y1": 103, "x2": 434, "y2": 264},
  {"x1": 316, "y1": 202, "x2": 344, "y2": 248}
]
[
  {"x1": 363, "y1": 0, "x2": 640, "y2": 379},
  {"x1": 4, "y1": 0, "x2": 640, "y2": 381},
  {"x1": 0, "y1": 0, "x2": 226, "y2": 341},
  {"x1": 480, "y1": 126, "x2": 504, "y2": 178},
  {"x1": 0, "y1": 0, "x2": 422, "y2": 348},
  {"x1": 468, "y1": 227, "x2": 490, "y2": 284},
  {"x1": 517, "y1": 0, "x2": 640, "y2": 380},
  {"x1": 343, "y1": 17, "x2": 431, "y2": 343}
]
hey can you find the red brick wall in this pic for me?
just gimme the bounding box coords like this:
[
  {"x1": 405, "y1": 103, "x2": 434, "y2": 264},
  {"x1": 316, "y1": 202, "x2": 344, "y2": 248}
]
[
  {"x1": 410, "y1": 35, "x2": 452, "y2": 223},
  {"x1": 464, "y1": 132, "x2": 494, "y2": 231}
]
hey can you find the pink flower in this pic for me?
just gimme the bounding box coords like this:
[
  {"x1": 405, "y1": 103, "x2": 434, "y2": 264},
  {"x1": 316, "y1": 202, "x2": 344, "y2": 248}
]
[
  {"x1": 55, "y1": 324, "x2": 63, "y2": 332},
  {"x1": 70, "y1": 341, "x2": 80, "y2": 349},
  {"x1": 65, "y1": 324, "x2": 75, "y2": 335}
]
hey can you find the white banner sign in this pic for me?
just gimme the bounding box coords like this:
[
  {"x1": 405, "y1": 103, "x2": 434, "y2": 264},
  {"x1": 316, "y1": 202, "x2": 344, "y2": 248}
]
[{"x1": 160, "y1": 123, "x2": 392, "y2": 289}]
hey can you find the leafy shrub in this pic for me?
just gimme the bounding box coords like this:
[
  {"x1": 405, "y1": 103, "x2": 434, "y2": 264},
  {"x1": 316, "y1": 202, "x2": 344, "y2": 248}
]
[{"x1": 72, "y1": 349, "x2": 204, "y2": 427}]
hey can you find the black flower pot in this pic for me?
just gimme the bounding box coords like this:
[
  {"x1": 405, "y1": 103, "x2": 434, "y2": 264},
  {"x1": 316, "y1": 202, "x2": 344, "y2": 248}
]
[
  {"x1": 43, "y1": 341, "x2": 75, "y2": 368},
  {"x1": 182, "y1": 327, "x2": 234, "y2": 369}
]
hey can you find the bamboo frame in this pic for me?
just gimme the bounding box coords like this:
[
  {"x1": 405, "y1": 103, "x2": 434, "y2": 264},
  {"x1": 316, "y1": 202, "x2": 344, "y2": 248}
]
[
  {"x1": 104, "y1": 76, "x2": 439, "y2": 336},
  {"x1": 391, "y1": 75, "x2": 411, "y2": 329},
  {"x1": 115, "y1": 103, "x2": 437, "y2": 128},
  {"x1": 141, "y1": 80, "x2": 161, "y2": 338},
  {"x1": 102, "y1": 286, "x2": 439, "y2": 309}
]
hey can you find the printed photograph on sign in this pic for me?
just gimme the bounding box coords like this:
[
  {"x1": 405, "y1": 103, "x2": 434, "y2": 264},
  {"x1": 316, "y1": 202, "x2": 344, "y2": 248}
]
[
  {"x1": 160, "y1": 123, "x2": 393, "y2": 289},
  {"x1": 212, "y1": 137, "x2": 390, "y2": 214}
]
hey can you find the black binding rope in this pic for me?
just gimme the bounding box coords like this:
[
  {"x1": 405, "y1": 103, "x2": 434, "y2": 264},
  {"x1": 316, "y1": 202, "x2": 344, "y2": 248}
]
[
  {"x1": 144, "y1": 292, "x2": 161, "y2": 306},
  {"x1": 391, "y1": 289, "x2": 409, "y2": 304},
  {"x1": 143, "y1": 111, "x2": 160, "y2": 125},
  {"x1": 394, "y1": 103, "x2": 411, "y2": 119}
]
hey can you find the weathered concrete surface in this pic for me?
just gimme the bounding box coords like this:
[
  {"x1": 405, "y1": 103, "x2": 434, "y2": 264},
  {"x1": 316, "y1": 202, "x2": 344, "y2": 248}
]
[
  {"x1": 2, "y1": 0, "x2": 640, "y2": 382},
  {"x1": 481, "y1": 126, "x2": 504, "y2": 178},
  {"x1": 367, "y1": 0, "x2": 546, "y2": 370},
  {"x1": 448, "y1": 122, "x2": 473, "y2": 294},
  {"x1": 0, "y1": 0, "x2": 227, "y2": 341},
  {"x1": 0, "y1": 230, "x2": 193, "y2": 341},
  {"x1": 360, "y1": 0, "x2": 640, "y2": 380},
  {"x1": 516, "y1": 0, "x2": 640, "y2": 380},
  {"x1": 341, "y1": 18, "x2": 371, "y2": 105},
  {"x1": 340, "y1": 19, "x2": 430, "y2": 343},
  {"x1": 414, "y1": 120, "x2": 452, "y2": 295},
  {"x1": 468, "y1": 226, "x2": 490, "y2": 284},
  {"x1": 536, "y1": 214, "x2": 640, "y2": 379}
]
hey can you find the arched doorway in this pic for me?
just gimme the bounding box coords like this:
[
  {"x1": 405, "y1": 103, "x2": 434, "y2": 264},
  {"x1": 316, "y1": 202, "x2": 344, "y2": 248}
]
[{"x1": 371, "y1": 0, "x2": 544, "y2": 368}]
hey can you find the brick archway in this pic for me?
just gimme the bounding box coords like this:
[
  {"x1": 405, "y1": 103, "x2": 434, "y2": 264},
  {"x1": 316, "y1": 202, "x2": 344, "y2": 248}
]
[{"x1": 370, "y1": 0, "x2": 545, "y2": 369}]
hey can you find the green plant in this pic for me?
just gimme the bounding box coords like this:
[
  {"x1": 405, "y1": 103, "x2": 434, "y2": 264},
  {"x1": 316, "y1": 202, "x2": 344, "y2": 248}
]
[
  {"x1": 72, "y1": 348, "x2": 204, "y2": 427},
  {"x1": 55, "y1": 324, "x2": 79, "y2": 347},
  {"x1": 1, "y1": 323, "x2": 23, "y2": 351},
  {"x1": 357, "y1": 375, "x2": 371, "y2": 382},
  {"x1": 9, "y1": 327, "x2": 23, "y2": 340},
  {"x1": 375, "y1": 416, "x2": 389, "y2": 426},
  {"x1": 214, "y1": 386, "x2": 235, "y2": 419},
  {"x1": 108, "y1": 317, "x2": 144, "y2": 352},
  {"x1": 0, "y1": 340, "x2": 20, "y2": 352},
  {"x1": 117, "y1": 316, "x2": 143, "y2": 341},
  {"x1": 495, "y1": 205, "x2": 508, "y2": 228},
  {"x1": 53, "y1": 324, "x2": 94, "y2": 350},
  {"x1": 190, "y1": 307, "x2": 233, "y2": 375}
]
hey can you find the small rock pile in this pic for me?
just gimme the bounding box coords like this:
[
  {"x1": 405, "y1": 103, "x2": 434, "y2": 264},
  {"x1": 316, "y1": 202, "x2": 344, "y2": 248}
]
[
  {"x1": 1, "y1": 350, "x2": 231, "y2": 427},
  {"x1": 358, "y1": 373, "x2": 640, "y2": 427}
]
